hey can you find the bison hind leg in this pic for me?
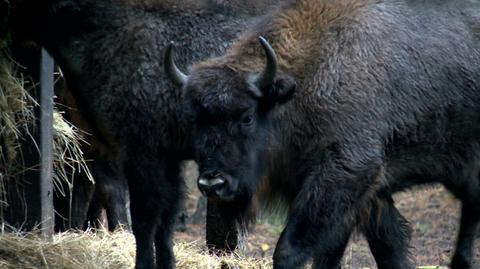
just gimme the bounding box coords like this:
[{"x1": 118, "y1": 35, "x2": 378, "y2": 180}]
[
  {"x1": 361, "y1": 193, "x2": 414, "y2": 269},
  {"x1": 447, "y1": 168, "x2": 480, "y2": 269},
  {"x1": 450, "y1": 201, "x2": 480, "y2": 269}
]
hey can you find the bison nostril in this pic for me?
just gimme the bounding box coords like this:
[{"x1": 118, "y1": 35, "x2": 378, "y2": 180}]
[
  {"x1": 198, "y1": 171, "x2": 229, "y2": 197},
  {"x1": 198, "y1": 177, "x2": 226, "y2": 188}
]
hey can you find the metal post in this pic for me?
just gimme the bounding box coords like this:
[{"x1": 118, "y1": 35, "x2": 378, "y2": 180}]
[{"x1": 39, "y1": 48, "x2": 54, "y2": 238}]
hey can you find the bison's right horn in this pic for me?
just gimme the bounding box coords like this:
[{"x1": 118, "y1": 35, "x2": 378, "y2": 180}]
[
  {"x1": 256, "y1": 36, "x2": 278, "y2": 90},
  {"x1": 164, "y1": 42, "x2": 188, "y2": 87}
]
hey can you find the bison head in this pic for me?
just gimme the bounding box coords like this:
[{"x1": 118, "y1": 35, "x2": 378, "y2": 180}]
[{"x1": 165, "y1": 37, "x2": 296, "y2": 202}]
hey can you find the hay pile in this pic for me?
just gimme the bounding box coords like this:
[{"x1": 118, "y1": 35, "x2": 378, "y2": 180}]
[
  {"x1": 0, "y1": 229, "x2": 135, "y2": 269},
  {"x1": 0, "y1": 54, "x2": 36, "y2": 206},
  {"x1": 0, "y1": 229, "x2": 272, "y2": 269},
  {"x1": 0, "y1": 51, "x2": 93, "y2": 217},
  {"x1": 174, "y1": 241, "x2": 272, "y2": 269}
]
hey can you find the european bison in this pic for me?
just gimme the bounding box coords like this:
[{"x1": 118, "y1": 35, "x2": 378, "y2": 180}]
[
  {"x1": 12, "y1": 0, "x2": 273, "y2": 268},
  {"x1": 167, "y1": 0, "x2": 480, "y2": 268}
]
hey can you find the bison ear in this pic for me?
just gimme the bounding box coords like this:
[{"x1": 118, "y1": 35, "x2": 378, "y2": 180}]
[{"x1": 260, "y1": 75, "x2": 296, "y2": 106}]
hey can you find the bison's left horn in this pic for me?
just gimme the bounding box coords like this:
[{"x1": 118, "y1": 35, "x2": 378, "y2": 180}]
[
  {"x1": 257, "y1": 36, "x2": 278, "y2": 89},
  {"x1": 165, "y1": 42, "x2": 188, "y2": 87}
]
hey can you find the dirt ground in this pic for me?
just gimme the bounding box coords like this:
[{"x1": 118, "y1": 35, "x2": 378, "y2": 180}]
[{"x1": 175, "y1": 163, "x2": 480, "y2": 269}]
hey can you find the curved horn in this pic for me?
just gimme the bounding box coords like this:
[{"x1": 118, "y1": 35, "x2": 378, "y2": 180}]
[
  {"x1": 164, "y1": 42, "x2": 188, "y2": 87},
  {"x1": 256, "y1": 36, "x2": 278, "y2": 89}
]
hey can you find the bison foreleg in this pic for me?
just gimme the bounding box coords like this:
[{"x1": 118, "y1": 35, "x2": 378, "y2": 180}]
[
  {"x1": 125, "y1": 153, "x2": 183, "y2": 269},
  {"x1": 273, "y1": 149, "x2": 385, "y2": 269},
  {"x1": 129, "y1": 194, "x2": 157, "y2": 269},
  {"x1": 154, "y1": 159, "x2": 184, "y2": 269},
  {"x1": 155, "y1": 217, "x2": 176, "y2": 269},
  {"x1": 312, "y1": 230, "x2": 350, "y2": 269},
  {"x1": 273, "y1": 191, "x2": 355, "y2": 269}
]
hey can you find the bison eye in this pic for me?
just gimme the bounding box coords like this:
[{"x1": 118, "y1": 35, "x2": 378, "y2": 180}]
[{"x1": 242, "y1": 115, "x2": 254, "y2": 125}]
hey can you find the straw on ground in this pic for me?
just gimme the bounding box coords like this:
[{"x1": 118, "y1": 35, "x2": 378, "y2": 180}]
[
  {"x1": 0, "y1": 229, "x2": 271, "y2": 269},
  {"x1": 0, "y1": 229, "x2": 448, "y2": 269}
]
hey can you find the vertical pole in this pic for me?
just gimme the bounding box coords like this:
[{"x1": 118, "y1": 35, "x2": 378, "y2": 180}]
[
  {"x1": 39, "y1": 48, "x2": 54, "y2": 238},
  {"x1": 5, "y1": 44, "x2": 55, "y2": 234}
]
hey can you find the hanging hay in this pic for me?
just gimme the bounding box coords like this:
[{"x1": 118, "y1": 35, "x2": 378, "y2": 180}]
[
  {"x1": 0, "y1": 53, "x2": 36, "y2": 211},
  {"x1": 0, "y1": 229, "x2": 272, "y2": 269},
  {"x1": 52, "y1": 109, "x2": 94, "y2": 197},
  {"x1": 0, "y1": 51, "x2": 93, "y2": 218}
]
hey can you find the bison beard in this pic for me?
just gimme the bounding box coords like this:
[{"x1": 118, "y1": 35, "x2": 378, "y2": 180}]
[{"x1": 167, "y1": 0, "x2": 480, "y2": 268}]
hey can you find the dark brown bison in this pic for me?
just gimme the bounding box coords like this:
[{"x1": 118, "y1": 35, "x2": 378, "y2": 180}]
[
  {"x1": 166, "y1": 0, "x2": 480, "y2": 268},
  {"x1": 10, "y1": 0, "x2": 274, "y2": 268}
]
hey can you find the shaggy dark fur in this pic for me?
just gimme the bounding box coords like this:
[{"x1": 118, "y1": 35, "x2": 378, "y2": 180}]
[
  {"x1": 172, "y1": 0, "x2": 480, "y2": 268},
  {"x1": 10, "y1": 0, "x2": 272, "y2": 268},
  {"x1": 53, "y1": 78, "x2": 130, "y2": 232}
]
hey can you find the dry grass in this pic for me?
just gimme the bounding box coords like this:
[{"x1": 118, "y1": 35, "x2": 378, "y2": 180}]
[
  {"x1": 0, "y1": 227, "x2": 451, "y2": 269},
  {"x1": 175, "y1": 241, "x2": 272, "y2": 269},
  {"x1": 0, "y1": 52, "x2": 93, "y2": 218},
  {"x1": 0, "y1": 184, "x2": 457, "y2": 269},
  {"x1": 0, "y1": 53, "x2": 36, "y2": 211},
  {"x1": 0, "y1": 229, "x2": 273, "y2": 269},
  {"x1": 0, "y1": 229, "x2": 135, "y2": 269},
  {"x1": 52, "y1": 109, "x2": 93, "y2": 197}
]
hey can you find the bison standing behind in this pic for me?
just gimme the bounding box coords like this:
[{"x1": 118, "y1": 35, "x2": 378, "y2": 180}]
[
  {"x1": 167, "y1": 0, "x2": 480, "y2": 268},
  {"x1": 11, "y1": 0, "x2": 275, "y2": 268}
]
